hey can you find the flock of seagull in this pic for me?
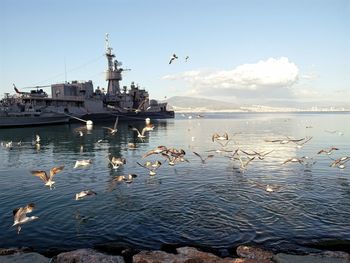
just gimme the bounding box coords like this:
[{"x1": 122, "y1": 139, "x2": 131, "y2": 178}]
[{"x1": 1, "y1": 116, "x2": 349, "y2": 235}]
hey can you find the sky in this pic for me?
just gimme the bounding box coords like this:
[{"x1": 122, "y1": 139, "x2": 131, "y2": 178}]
[{"x1": 0, "y1": 0, "x2": 349, "y2": 105}]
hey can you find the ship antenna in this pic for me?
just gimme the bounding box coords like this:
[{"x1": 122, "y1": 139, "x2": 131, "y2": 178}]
[{"x1": 105, "y1": 33, "x2": 111, "y2": 54}]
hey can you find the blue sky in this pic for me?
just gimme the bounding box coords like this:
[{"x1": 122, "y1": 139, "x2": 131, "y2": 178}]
[{"x1": 0, "y1": 0, "x2": 349, "y2": 104}]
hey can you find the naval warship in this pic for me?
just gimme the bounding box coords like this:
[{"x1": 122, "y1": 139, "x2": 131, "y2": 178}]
[{"x1": 0, "y1": 34, "x2": 174, "y2": 128}]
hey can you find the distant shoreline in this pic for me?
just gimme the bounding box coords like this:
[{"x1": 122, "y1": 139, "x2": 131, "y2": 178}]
[{"x1": 173, "y1": 109, "x2": 350, "y2": 113}]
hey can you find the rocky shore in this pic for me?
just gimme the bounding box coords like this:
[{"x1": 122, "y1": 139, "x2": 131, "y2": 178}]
[{"x1": 1, "y1": 243, "x2": 350, "y2": 263}]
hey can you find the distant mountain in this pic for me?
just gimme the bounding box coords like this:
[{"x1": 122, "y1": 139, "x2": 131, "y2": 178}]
[
  {"x1": 166, "y1": 96, "x2": 239, "y2": 111},
  {"x1": 166, "y1": 96, "x2": 350, "y2": 112}
]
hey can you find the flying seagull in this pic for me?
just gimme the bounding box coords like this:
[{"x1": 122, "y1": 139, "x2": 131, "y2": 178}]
[
  {"x1": 30, "y1": 166, "x2": 65, "y2": 189},
  {"x1": 193, "y1": 151, "x2": 214, "y2": 164},
  {"x1": 185, "y1": 56, "x2": 189, "y2": 62},
  {"x1": 12, "y1": 203, "x2": 38, "y2": 234},
  {"x1": 169, "y1": 53, "x2": 178, "y2": 64},
  {"x1": 102, "y1": 117, "x2": 119, "y2": 135}
]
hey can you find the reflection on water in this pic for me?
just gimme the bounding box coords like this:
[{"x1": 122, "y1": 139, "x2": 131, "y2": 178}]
[{"x1": 0, "y1": 112, "x2": 349, "y2": 252}]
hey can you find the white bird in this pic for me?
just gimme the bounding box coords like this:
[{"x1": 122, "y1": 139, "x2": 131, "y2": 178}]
[
  {"x1": 169, "y1": 53, "x2": 178, "y2": 64},
  {"x1": 193, "y1": 152, "x2": 214, "y2": 164},
  {"x1": 75, "y1": 190, "x2": 97, "y2": 200},
  {"x1": 12, "y1": 203, "x2": 38, "y2": 234},
  {"x1": 130, "y1": 125, "x2": 153, "y2": 140},
  {"x1": 108, "y1": 155, "x2": 126, "y2": 169},
  {"x1": 185, "y1": 56, "x2": 189, "y2": 62},
  {"x1": 137, "y1": 161, "x2": 162, "y2": 175},
  {"x1": 74, "y1": 159, "x2": 92, "y2": 168},
  {"x1": 30, "y1": 166, "x2": 65, "y2": 189},
  {"x1": 102, "y1": 117, "x2": 119, "y2": 135}
]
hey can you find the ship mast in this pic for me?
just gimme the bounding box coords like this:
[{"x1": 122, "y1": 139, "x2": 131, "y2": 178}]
[{"x1": 105, "y1": 33, "x2": 122, "y2": 97}]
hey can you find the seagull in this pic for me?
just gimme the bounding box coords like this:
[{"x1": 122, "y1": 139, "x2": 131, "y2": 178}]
[
  {"x1": 193, "y1": 152, "x2": 214, "y2": 164},
  {"x1": 212, "y1": 132, "x2": 229, "y2": 142},
  {"x1": 238, "y1": 156, "x2": 255, "y2": 170},
  {"x1": 12, "y1": 203, "x2": 38, "y2": 234},
  {"x1": 74, "y1": 159, "x2": 92, "y2": 168},
  {"x1": 30, "y1": 166, "x2": 65, "y2": 189},
  {"x1": 137, "y1": 161, "x2": 162, "y2": 175},
  {"x1": 185, "y1": 56, "x2": 189, "y2": 62},
  {"x1": 126, "y1": 142, "x2": 138, "y2": 150},
  {"x1": 169, "y1": 53, "x2": 178, "y2": 64},
  {"x1": 282, "y1": 157, "x2": 304, "y2": 165},
  {"x1": 130, "y1": 125, "x2": 152, "y2": 140},
  {"x1": 330, "y1": 156, "x2": 350, "y2": 169},
  {"x1": 317, "y1": 147, "x2": 339, "y2": 155},
  {"x1": 75, "y1": 190, "x2": 97, "y2": 200},
  {"x1": 239, "y1": 149, "x2": 274, "y2": 160},
  {"x1": 102, "y1": 117, "x2": 119, "y2": 135},
  {"x1": 114, "y1": 174, "x2": 138, "y2": 184},
  {"x1": 142, "y1": 145, "x2": 168, "y2": 158},
  {"x1": 108, "y1": 155, "x2": 126, "y2": 169}
]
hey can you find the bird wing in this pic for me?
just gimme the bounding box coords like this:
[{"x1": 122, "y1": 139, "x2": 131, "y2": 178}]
[
  {"x1": 113, "y1": 117, "x2": 119, "y2": 130},
  {"x1": 193, "y1": 151, "x2": 204, "y2": 162},
  {"x1": 141, "y1": 127, "x2": 148, "y2": 136},
  {"x1": 132, "y1": 127, "x2": 141, "y2": 136},
  {"x1": 282, "y1": 159, "x2": 292, "y2": 165},
  {"x1": 136, "y1": 161, "x2": 151, "y2": 171},
  {"x1": 13, "y1": 207, "x2": 26, "y2": 223},
  {"x1": 49, "y1": 165, "x2": 65, "y2": 179},
  {"x1": 31, "y1": 170, "x2": 49, "y2": 182}
]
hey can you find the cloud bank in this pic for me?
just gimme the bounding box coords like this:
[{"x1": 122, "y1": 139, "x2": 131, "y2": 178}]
[{"x1": 163, "y1": 57, "x2": 299, "y2": 99}]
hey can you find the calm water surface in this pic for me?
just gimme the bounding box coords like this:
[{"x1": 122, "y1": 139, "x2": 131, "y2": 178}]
[{"x1": 0, "y1": 112, "x2": 349, "y2": 252}]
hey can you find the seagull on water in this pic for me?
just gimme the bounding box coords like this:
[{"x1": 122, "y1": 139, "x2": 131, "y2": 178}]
[
  {"x1": 12, "y1": 203, "x2": 38, "y2": 234},
  {"x1": 74, "y1": 159, "x2": 92, "y2": 168},
  {"x1": 169, "y1": 53, "x2": 178, "y2": 64},
  {"x1": 30, "y1": 166, "x2": 65, "y2": 189},
  {"x1": 75, "y1": 190, "x2": 97, "y2": 200}
]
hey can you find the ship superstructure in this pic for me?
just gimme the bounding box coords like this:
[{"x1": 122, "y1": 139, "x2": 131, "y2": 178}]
[{"x1": 0, "y1": 34, "x2": 174, "y2": 127}]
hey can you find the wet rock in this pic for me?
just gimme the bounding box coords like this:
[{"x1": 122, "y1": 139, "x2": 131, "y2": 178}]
[
  {"x1": 176, "y1": 246, "x2": 235, "y2": 262},
  {"x1": 0, "y1": 247, "x2": 32, "y2": 255},
  {"x1": 236, "y1": 245, "x2": 273, "y2": 261},
  {"x1": 0, "y1": 252, "x2": 49, "y2": 263},
  {"x1": 304, "y1": 240, "x2": 350, "y2": 253},
  {"x1": 56, "y1": 248, "x2": 125, "y2": 263},
  {"x1": 134, "y1": 246, "x2": 254, "y2": 263},
  {"x1": 273, "y1": 251, "x2": 350, "y2": 263},
  {"x1": 94, "y1": 242, "x2": 140, "y2": 263}
]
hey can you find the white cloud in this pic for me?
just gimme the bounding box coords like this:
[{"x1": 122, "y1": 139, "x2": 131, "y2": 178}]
[{"x1": 163, "y1": 57, "x2": 299, "y2": 97}]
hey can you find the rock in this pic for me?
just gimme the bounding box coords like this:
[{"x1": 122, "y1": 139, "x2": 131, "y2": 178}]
[
  {"x1": 94, "y1": 242, "x2": 140, "y2": 263},
  {"x1": 0, "y1": 247, "x2": 32, "y2": 255},
  {"x1": 56, "y1": 248, "x2": 125, "y2": 263},
  {"x1": 273, "y1": 252, "x2": 350, "y2": 263},
  {"x1": 176, "y1": 246, "x2": 235, "y2": 262},
  {"x1": 0, "y1": 252, "x2": 49, "y2": 263},
  {"x1": 236, "y1": 245, "x2": 273, "y2": 261},
  {"x1": 133, "y1": 246, "x2": 259, "y2": 263}
]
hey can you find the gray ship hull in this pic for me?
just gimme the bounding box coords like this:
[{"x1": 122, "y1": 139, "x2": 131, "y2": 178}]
[{"x1": 0, "y1": 115, "x2": 69, "y2": 128}]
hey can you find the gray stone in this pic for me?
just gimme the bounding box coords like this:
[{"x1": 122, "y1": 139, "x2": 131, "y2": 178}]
[
  {"x1": 273, "y1": 252, "x2": 350, "y2": 263},
  {"x1": 236, "y1": 245, "x2": 273, "y2": 260},
  {"x1": 133, "y1": 246, "x2": 253, "y2": 263},
  {"x1": 56, "y1": 248, "x2": 125, "y2": 263},
  {"x1": 0, "y1": 252, "x2": 49, "y2": 263}
]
